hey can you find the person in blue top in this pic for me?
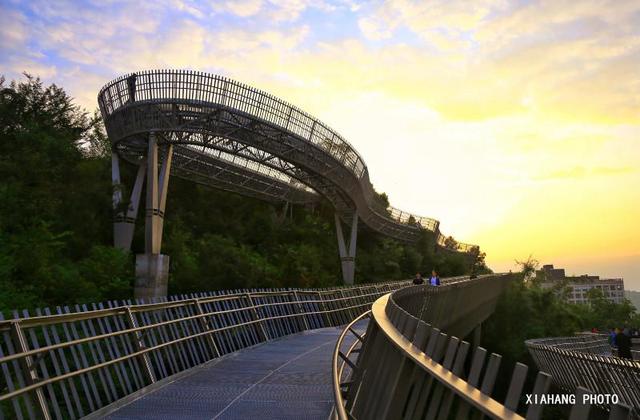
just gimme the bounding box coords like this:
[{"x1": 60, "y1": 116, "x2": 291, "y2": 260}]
[
  {"x1": 609, "y1": 327, "x2": 617, "y2": 347},
  {"x1": 429, "y1": 270, "x2": 440, "y2": 286}
]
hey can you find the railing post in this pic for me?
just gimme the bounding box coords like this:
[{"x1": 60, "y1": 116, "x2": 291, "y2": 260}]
[
  {"x1": 245, "y1": 293, "x2": 268, "y2": 341},
  {"x1": 194, "y1": 298, "x2": 220, "y2": 358},
  {"x1": 316, "y1": 291, "x2": 331, "y2": 327},
  {"x1": 472, "y1": 322, "x2": 482, "y2": 348},
  {"x1": 10, "y1": 321, "x2": 51, "y2": 420},
  {"x1": 339, "y1": 289, "x2": 350, "y2": 323},
  {"x1": 124, "y1": 307, "x2": 156, "y2": 384},
  {"x1": 292, "y1": 291, "x2": 310, "y2": 331}
]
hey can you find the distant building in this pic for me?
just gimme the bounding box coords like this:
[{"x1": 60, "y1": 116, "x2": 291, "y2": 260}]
[
  {"x1": 536, "y1": 264, "x2": 625, "y2": 304},
  {"x1": 539, "y1": 264, "x2": 566, "y2": 281}
]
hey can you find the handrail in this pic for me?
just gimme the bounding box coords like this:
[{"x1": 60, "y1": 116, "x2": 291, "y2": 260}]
[
  {"x1": 0, "y1": 287, "x2": 389, "y2": 331},
  {"x1": 526, "y1": 335, "x2": 640, "y2": 416},
  {"x1": 333, "y1": 275, "x2": 634, "y2": 419},
  {"x1": 373, "y1": 294, "x2": 524, "y2": 419},
  {"x1": 0, "y1": 280, "x2": 409, "y2": 419},
  {"x1": 332, "y1": 310, "x2": 372, "y2": 420},
  {"x1": 97, "y1": 69, "x2": 475, "y2": 250}
]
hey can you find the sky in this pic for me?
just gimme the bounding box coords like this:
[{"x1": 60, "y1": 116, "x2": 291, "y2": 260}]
[{"x1": 1, "y1": 0, "x2": 639, "y2": 289}]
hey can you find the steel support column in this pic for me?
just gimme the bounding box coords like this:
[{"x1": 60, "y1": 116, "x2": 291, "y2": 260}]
[
  {"x1": 135, "y1": 134, "x2": 173, "y2": 300},
  {"x1": 112, "y1": 152, "x2": 146, "y2": 250},
  {"x1": 335, "y1": 212, "x2": 358, "y2": 285}
]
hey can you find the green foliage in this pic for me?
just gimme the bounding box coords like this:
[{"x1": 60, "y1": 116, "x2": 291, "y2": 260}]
[
  {"x1": 574, "y1": 288, "x2": 639, "y2": 330},
  {"x1": 515, "y1": 255, "x2": 539, "y2": 283},
  {"x1": 482, "y1": 260, "x2": 638, "y2": 416},
  {"x1": 483, "y1": 280, "x2": 581, "y2": 366},
  {"x1": 484, "y1": 259, "x2": 638, "y2": 363},
  {"x1": 443, "y1": 236, "x2": 458, "y2": 250},
  {"x1": 0, "y1": 74, "x2": 476, "y2": 313},
  {"x1": 0, "y1": 74, "x2": 121, "y2": 312}
]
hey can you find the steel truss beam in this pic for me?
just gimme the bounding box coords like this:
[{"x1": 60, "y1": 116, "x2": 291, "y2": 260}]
[{"x1": 98, "y1": 70, "x2": 477, "y2": 286}]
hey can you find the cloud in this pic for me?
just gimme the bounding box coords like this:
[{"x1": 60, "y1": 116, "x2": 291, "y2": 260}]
[
  {"x1": 357, "y1": 16, "x2": 394, "y2": 40},
  {"x1": 351, "y1": 0, "x2": 640, "y2": 122},
  {"x1": 211, "y1": 0, "x2": 339, "y2": 21},
  {"x1": 3, "y1": 0, "x2": 637, "y2": 123},
  {"x1": 0, "y1": 9, "x2": 28, "y2": 49},
  {"x1": 214, "y1": 0, "x2": 263, "y2": 17},
  {"x1": 3, "y1": 58, "x2": 58, "y2": 81},
  {"x1": 170, "y1": 0, "x2": 207, "y2": 19},
  {"x1": 2, "y1": 0, "x2": 639, "y2": 273},
  {"x1": 357, "y1": 0, "x2": 500, "y2": 44},
  {"x1": 212, "y1": 25, "x2": 310, "y2": 52}
]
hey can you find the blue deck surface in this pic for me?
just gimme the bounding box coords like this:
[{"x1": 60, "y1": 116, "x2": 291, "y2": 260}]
[{"x1": 104, "y1": 324, "x2": 363, "y2": 420}]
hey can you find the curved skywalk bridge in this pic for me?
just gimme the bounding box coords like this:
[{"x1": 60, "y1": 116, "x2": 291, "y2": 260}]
[
  {"x1": 0, "y1": 280, "x2": 410, "y2": 419},
  {"x1": 98, "y1": 70, "x2": 478, "y2": 291},
  {"x1": 98, "y1": 69, "x2": 470, "y2": 245},
  {"x1": 334, "y1": 276, "x2": 635, "y2": 420},
  {"x1": 0, "y1": 275, "x2": 499, "y2": 420}
]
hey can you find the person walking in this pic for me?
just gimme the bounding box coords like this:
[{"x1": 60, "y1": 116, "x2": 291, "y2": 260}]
[
  {"x1": 616, "y1": 327, "x2": 633, "y2": 360},
  {"x1": 429, "y1": 270, "x2": 440, "y2": 286},
  {"x1": 608, "y1": 327, "x2": 617, "y2": 347},
  {"x1": 413, "y1": 273, "x2": 425, "y2": 285}
]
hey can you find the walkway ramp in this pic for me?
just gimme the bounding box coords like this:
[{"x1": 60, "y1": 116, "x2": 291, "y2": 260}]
[
  {"x1": 0, "y1": 276, "x2": 512, "y2": 419},
  {"x1": 101, "y1": 326, "x2": 358, "y2": 420}
]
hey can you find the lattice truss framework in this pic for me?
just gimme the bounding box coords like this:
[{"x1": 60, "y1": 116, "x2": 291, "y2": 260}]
[{"x1": 98, "y1": 70, "x2": 476, "y2": 252}]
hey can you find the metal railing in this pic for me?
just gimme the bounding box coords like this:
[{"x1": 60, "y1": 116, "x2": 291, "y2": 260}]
[
  {"x1": 333, "y1": 274, "x2": 634, "y2": 419},
  {"x1": 526, "y1": 335, "x2": 640, "y2": 417},
  {"x1": 0, "y1": 280, "x2": 409, "y2": 419},
  {"x1": 97, "y1": 69, "x2": 475, "y2": 249},
  {"x1": 528, "y1": 334, "x2": 612, "y2": 354}
]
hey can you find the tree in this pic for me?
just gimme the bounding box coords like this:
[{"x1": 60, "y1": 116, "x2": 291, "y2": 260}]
[
  {"x1": 580, "y1": 288, "x2": 637, "y2": 330},
  {"x1": 443, "y1": 236, "x2": 458, "y2": 250},
  {"x1": 471, "y1": 249, "x2": 492, "y2": 275},
  {"x1": 0, "y1": 73, "x2": 480, "y2": 313},
  {"x1": 515, "y1": 255, "x2": 539, "y2": 283},
  {"x1": 0, "y1": 74, "x2": 130, "y2": 311}
]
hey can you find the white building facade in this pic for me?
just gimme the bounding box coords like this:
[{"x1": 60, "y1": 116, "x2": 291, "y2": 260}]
[{"x1": 537, "y1": 265, "x2": 625, "y2": 304}]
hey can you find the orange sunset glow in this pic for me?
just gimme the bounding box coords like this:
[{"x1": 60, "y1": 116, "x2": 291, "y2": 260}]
[{"x1": 2, "y1": 0, "x2": 638, "y2": 287}]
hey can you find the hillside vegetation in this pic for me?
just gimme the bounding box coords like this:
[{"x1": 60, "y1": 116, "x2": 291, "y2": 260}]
[{"x1": 0, "y1": 75, "x2": 482, "y2": 313}]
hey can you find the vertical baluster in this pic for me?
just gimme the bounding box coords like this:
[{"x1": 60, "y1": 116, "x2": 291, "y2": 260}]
[
  {"x1": 95, "y1": 303, "x2": 140, "y2": 393},
  {"x1": 10, "y1": 320, "x2": 51, "y2": 419},
  {"x1": 20, "y1": 310, "x2": 62, "y2": 419},
  {"x1": 193, "y1": 298, "x2": 220, "y2": 359},
  {"x1": 1, "y1": 311, "x2": 35, "y2": 419},
  {"x1": 35, "y1": 308, "x2": 79, "y2": 419},
  {"x1": 123, "y1": 307, "x2": 156, "y2": 385},
  {"x1": 57, "y1": 307, "x2": 102, "y2": 410},
  {"x1": 71, "y1": 305, "x2": 117, "y2": 404}
]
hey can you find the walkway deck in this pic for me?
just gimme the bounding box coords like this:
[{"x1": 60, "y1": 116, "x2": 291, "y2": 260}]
[{"x1": 101, "y1": 324, "x2": 362, "y2": 420}]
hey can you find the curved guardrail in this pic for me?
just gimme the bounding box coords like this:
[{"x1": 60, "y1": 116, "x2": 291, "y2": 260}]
[
  {"x1": 0, "y1": 280, "x2": 409, "y2": 419},
  {"x1": 332, "y1": 310, "x2": 372, "y2": 420},
  {"x1": 333, "y1": 275, "x2": 634, "y2": 419},
  {"x1": 526, "y1": 335, "x2": 640, "y2": 417},
  {"x1": 97, "y1": 69, "x2": 475, "y2": 251}
]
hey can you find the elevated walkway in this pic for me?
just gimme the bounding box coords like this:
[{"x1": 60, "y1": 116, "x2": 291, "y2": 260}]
[
  {"x1": 333, "y1": 278, "x2": 634, "y2": 420},
  {"x1": 0, "y1": 275, "x2": 510, "y2": 419},
  {"x1": 98, "y1": 324, "x2": 364, "y2": 419},
  {"x1": 526, "y1": 335, "x2": 640, "y2": 418},
  {"x1": 98, "y1": 70, "x2": 478, "y2": 291},
  {"x1": 0, "y1": 281, "x2": 408, "y2": 419}
]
